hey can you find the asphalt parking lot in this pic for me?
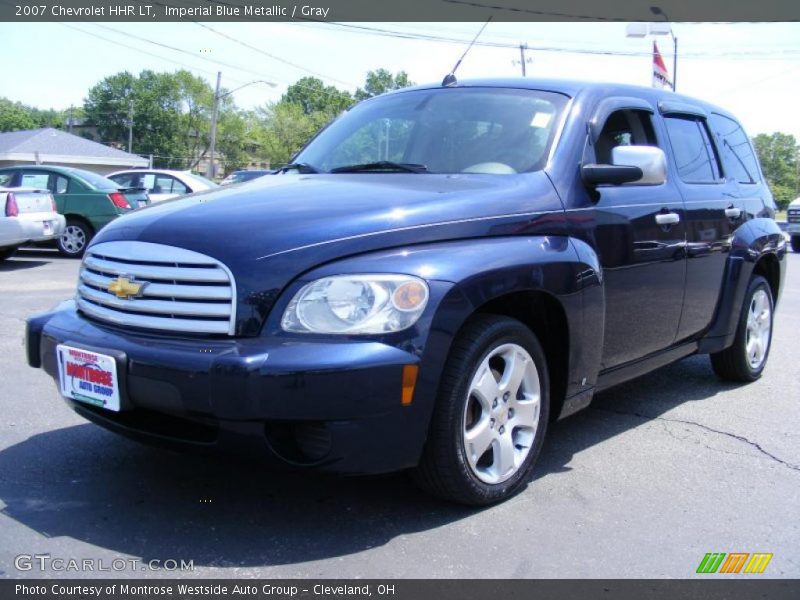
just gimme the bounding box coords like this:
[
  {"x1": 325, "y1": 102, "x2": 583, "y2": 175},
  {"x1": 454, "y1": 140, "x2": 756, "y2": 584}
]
[{"x1": 0, "y1": 248, "x2": 798, "y2": 579}]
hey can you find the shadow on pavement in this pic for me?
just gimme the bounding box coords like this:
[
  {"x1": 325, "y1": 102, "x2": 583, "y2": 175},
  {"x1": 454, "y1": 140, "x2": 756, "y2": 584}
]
[
  {"x1": 0, "y1": 354, "x2": 740, "y2": 568},
  {"x1": 0, "y1": 259, "x2": 50, "y2": 271}
]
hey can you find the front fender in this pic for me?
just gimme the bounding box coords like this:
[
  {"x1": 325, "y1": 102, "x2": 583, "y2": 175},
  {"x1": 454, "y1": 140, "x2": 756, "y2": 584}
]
[
  {"x1": 701, "y1": 217, "x2": 787, "y2": 352},
  {"x1": 269, "y1": 235, "x2": 604, "y2": 428}
]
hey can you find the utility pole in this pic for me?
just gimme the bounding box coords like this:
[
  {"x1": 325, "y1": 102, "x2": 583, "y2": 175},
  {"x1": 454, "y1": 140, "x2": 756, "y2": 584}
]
[
  {"x1": 512, "y1": 43, "x2": 531, "y2": 77},
  {"x1": 68, "y1": 105, "x2": 74, "y2": 134},
  {"x1": 127, "y1": 100, "x2": 134, "y2": 154},
  {"x1": 208, "y1": 71, "x2": 221, "y2": 180}
]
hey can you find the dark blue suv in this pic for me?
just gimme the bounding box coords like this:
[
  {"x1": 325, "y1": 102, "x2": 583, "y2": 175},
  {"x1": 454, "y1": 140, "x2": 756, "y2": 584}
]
[{"x1": 26, "y1": 79, "x2": 786, "y2": 504}]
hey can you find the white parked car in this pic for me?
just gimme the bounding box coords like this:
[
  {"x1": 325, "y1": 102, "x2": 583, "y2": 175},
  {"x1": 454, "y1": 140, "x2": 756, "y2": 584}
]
[
  {"x1": 787, "y1": 197, "x2": 800, "y2": 252},
  {"x1": 0, "y1": 187, "x2": 66, "y2": 261},
  {"x1": 106, "y1": 169, "x2": 218, "y2": 203}
]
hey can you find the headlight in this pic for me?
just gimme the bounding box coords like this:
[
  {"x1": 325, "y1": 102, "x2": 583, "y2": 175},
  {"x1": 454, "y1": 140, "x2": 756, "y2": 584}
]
[{"x1": 281, "y1": 274, "x2": 429, "y2": 334}]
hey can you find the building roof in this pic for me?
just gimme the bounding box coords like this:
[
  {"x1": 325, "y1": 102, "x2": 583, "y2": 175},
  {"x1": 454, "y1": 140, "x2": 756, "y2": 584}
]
[{"x1": 0, "y1": 128, "x2": 148, "y2": 167}]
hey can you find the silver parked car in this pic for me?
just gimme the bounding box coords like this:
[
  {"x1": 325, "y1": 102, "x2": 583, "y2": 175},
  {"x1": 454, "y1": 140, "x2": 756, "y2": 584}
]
[
  {"x1": 106, "y1": 169, "x2": 218, "y2": 203},
  {"x1": 0, "y1": 187, "x2": 66, "y2": 261}
]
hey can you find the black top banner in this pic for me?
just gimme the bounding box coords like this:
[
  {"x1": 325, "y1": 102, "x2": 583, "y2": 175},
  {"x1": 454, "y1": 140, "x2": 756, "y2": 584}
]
[{"x1": 1, "y1": 0, "x2": 799, "y2": 22}]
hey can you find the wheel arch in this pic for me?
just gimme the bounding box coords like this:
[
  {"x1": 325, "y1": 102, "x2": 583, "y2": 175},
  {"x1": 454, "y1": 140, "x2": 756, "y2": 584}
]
[
  {"x1": 701, "y1": 218, "x2": 786, "y2": 352},
  {"x1": 62, "y1": 214, "x2": 96, "y2": 235},
  {"x1": 752, "y1": 252, "x2": 781, "y2": 307},
  {"x1": 470, "y1": 290, "x2": 570, "y2": 421}
]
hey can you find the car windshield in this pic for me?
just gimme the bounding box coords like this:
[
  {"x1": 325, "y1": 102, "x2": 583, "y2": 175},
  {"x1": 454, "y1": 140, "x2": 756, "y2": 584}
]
[
  {"x1": 293, "y1": 87, "x2": 569, "y2": 175},
  {"x1": 70, "y1": 168, "x2": 119, "y2": 191}
]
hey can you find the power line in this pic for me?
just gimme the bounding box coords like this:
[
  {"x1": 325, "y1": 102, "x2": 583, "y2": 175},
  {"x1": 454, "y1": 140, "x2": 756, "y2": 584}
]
[
  {"x1": 90, "y1": 23, "x2": 280, "y2": 85},
  {"x1": 441, "y1": 0, "x2": 620, "y2": 21},
  {"x1": 59, "y1": 23, "x2": 251, "y2": 88},
  {"x1": 87, "y1": 24, "x2": 355, "y2": 100},
  {"x1": 306, "y1": 21, "x2": 800, "y2": 60},
  {"x1": 194, "y1": 22, "x2": 358, "y2": 88}
]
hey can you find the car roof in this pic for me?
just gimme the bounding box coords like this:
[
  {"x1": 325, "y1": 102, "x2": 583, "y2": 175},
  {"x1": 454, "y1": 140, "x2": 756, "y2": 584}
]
[
  {"x1": 0, "y1": 164, "x2": 79, "y2": 174},
  {"x1": 109, "y1": 169, "x2": 192, "y2": 175},
  {"x1": 381, "y1": 77, "x2": 738, "y2": 122}
]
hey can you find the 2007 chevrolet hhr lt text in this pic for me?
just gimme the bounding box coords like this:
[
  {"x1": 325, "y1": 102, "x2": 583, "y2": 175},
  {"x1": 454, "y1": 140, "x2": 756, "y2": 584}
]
[{"x1": 26, "y1": 79, "x2": 786, "y2": 505}]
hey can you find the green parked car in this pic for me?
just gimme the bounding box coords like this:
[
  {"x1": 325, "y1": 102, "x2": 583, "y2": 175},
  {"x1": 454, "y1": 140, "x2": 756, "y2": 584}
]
[{"x1": 0, "y1": 165, "x2": 150, "y2": 257}]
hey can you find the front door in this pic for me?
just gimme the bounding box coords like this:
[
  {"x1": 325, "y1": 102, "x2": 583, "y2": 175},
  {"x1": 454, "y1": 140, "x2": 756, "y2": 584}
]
[{"x1": 584, "y1": 107, "x2": 687, "y2": 370}]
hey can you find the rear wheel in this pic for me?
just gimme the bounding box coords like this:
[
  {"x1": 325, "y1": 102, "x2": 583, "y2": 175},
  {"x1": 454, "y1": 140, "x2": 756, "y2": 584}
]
[
  {"x1": 710, "y1": 275, "x2": 773, "y2": 382},
  {"x1": 57, "y1": 219, "x2": 92, "y2": 258},
  {"x1": 413, "y1": 315, "x2": 549, "y2": 505},
  {"x1": 0, "y1": 246, "x2": 17, "y2": 261},
  {"x1": 791, "y1": 236, "x2": 800, "y2": 253}
]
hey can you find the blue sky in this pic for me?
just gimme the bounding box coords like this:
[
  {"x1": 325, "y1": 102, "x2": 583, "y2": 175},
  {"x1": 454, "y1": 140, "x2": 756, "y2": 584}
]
[{"x1": 3, "y1": 21, "x2": 800, "y2": 139}]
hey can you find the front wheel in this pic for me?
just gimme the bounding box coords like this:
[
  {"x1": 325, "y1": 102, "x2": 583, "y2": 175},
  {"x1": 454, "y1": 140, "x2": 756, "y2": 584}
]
[
  {"x1": 710, "y1": 275, "x2": 774, "y2": 382},
  {"x1": 413, "y1": 315, "x2": 549, "y2": 505},
  {"x1": 57, "y1": 219, "x2": 92, "y2": 258}
]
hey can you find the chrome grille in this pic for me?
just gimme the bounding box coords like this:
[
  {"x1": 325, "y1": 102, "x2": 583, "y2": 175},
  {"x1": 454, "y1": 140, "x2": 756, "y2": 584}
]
[
  {"x1": 76, "y1": 241, "x2": 236, "y2": 335},
  {"x1": 788, "y1": 209, "x2": 800, "y2": 223}
]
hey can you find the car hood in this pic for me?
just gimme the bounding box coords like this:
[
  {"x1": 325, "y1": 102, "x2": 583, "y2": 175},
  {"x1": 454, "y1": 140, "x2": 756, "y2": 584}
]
[{"x1": 91, "y1": 172, "x2": 563, "y2": 335}]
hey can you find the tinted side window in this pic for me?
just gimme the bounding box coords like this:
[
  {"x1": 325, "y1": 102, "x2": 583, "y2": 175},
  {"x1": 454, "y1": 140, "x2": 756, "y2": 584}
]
[
  {"x1": 595, "y1": 109, "x2": 658, "y2": 164},
  {"x1": 154, "y1": 175, "x2": 187, "y2": 195},
  {"x1": 664, "y1": 116, "x2": 722, "y2": 183},
  {"x1": 109, "y1": 173, "x2": 137, "y2": 188},
  {"x1": 0, "y1": 172, "x2": 15, "y2": 187},
  {"x1": 709, "y1": 113, "x2": 760, "y2": 184}
]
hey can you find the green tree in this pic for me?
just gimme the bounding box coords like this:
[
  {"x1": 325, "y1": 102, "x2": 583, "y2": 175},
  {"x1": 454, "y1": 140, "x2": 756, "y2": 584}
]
[
  {"x1": 281, "y1": 76, "x2": 353, "y2": 117},
  {"x1": 0, "y1": 98, "x2": 66, "y2": 132},
  {"x1": 255, "y1": 102, "x2": 328, "y2": 166},
  {"x1": 752, "y1": 132, "x2": 799, "y2": 209},
  {"x1": 84, "y1": 69, "x2": 249, "y2": 171},
  {"x1": 355, "y1": 69, "x2": 414, "y2": 101},
  {"x1": 0, "y1": 98, "x2": 38, "y2": 131}
]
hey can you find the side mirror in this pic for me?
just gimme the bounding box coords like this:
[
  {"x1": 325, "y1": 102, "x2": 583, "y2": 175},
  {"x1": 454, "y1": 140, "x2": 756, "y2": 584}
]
[
  {"x1": 581, "y1": 164, "x2": 643, "y2": 186},
  {"x1": 581, "y1": 145, "x2": 667, "y2": 187},
  {"x1": 611, "y1": 145, "x2": 667, "y2": 185}
]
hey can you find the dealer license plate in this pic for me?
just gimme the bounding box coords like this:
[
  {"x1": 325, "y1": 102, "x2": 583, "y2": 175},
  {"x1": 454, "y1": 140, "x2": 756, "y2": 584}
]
[{"x1": 56, "y1": 344, "x2": 121, "y2": 411}]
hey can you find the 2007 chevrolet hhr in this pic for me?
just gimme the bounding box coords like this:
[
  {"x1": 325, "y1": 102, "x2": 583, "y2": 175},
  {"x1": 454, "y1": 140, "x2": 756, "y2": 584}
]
[{"x1": 26, "y1": 79, "x2": 786, "y2": 505}]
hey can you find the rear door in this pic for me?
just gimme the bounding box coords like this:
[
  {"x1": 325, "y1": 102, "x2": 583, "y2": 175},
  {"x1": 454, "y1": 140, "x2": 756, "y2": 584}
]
[{"x1": 658, "y1": 105, "x2": 739, "y2": 341}]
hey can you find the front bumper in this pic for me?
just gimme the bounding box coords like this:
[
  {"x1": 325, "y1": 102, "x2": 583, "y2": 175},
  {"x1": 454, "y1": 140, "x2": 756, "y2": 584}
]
[{"x1": 26, "y1": 302, "x2": 434, "y2": 475}]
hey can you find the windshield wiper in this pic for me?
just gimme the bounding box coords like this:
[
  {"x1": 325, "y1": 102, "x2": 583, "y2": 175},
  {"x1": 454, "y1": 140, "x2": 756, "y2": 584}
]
[
  {"x1": 277, "y1": 162, "x2": 319, "y2": 174},
  {"x1": 330, "y1": 161, "x2": 428, "y2": 174}
]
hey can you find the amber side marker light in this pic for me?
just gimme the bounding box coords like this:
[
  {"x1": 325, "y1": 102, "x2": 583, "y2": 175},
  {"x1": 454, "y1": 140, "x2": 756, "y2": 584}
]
[{"x1": 401, "y1": 365, "x2": 419, "y2": 405}]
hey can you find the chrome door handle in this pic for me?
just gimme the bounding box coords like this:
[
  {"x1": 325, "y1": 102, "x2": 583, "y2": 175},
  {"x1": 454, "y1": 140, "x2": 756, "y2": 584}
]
[
  {"x1": 655, "y1": 212, "x2": 680, "y2": 226},
  {"x1": 725, "y1": 206, "x2": 742, "y2": 219}
]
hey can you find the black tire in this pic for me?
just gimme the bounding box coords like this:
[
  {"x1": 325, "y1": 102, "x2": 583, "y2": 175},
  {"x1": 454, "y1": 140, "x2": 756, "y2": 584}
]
[
  {"x1": 413, "y1": 315, "x2": 550, "y2": 505},
  {"x1": 57, "y1": 219, "x2": 92, "y2": 258},
  {"x1": 791, "y1": 236, "x2": 800, "y2": 253},
  {"x1": 710, "y1": 275, "x2": 774, "y2": 382},
  {"x1": 0, "y1": 246, "x2": 17, "y2": 261}
]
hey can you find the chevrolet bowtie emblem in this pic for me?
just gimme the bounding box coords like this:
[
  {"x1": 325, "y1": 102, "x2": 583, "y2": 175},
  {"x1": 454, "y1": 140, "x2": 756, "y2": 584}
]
[{"x1": 107, "y1": 276, "x2": 146, "y2": 299}]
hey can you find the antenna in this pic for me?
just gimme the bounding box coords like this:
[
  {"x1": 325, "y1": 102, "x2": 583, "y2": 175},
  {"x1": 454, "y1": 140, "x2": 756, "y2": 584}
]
[{"x1": 442, "y1": 16, "x2": 493, "y2": 87}]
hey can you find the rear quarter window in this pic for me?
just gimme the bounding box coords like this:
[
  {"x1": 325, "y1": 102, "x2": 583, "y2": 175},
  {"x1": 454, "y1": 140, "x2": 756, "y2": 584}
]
[{"x1": 709, "y1": 113, "x2": 761, "y2": 184}]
